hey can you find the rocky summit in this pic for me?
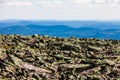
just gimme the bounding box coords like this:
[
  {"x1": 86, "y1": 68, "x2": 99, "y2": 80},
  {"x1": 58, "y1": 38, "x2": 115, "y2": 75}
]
[{"x1": 0, "y1": 34, "x2": 120, "y2": 80}]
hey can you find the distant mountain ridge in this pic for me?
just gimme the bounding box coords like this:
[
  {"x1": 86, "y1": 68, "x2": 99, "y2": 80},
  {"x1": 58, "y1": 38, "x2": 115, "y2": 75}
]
[
  {"x1": 1, "y1": 20, "x2": 120, "y2": 29},
  {"x1": 0, "y1": 20, "x2": 120, "y2": 39}
]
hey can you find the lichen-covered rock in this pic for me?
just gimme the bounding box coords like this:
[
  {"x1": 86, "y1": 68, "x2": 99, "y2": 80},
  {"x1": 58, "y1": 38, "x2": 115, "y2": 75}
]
[
  {"x1": 0, "y1": 48, "x2": 7, "y2": 60},
  {"x1": 88, "y1": 45, "x2": 103, "y2": 51},
  {"x1": 0, "y1": 34, "x2": 120, "y2": 80}
]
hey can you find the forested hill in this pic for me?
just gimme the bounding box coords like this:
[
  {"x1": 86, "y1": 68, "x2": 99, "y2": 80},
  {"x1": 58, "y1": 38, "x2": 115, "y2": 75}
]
[{"x1": 0, "y1": 20, "x2": 120, "y2": 39}]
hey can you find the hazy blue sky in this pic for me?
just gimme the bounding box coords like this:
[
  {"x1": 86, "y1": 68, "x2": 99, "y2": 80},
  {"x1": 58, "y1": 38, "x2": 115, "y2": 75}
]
[{"x1": 0, "y1": 0, "x2": 120, "y2": 20}]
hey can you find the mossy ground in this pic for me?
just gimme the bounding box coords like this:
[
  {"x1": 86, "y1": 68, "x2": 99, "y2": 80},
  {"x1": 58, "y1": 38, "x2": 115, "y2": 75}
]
[{"x1": 0, "y1": 34, "x2": 120, "y2": 80}]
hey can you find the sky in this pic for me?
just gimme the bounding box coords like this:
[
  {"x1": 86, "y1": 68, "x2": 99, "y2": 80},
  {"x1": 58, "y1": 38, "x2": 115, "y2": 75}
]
[{"x1": 0, "y1": 0, "x2": 120, "y2": 20}]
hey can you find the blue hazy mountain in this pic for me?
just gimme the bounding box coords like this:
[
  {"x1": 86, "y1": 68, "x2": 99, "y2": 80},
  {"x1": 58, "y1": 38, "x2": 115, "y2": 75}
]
[{"x1": 0, "y1": 20, "x2": 120, "y2": 39}]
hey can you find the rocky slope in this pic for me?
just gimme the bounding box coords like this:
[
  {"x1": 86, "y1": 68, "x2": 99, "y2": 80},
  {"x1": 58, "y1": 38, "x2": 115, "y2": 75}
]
[{"x1": 0, "y1": 34, "x2": 120, "y2": 80}]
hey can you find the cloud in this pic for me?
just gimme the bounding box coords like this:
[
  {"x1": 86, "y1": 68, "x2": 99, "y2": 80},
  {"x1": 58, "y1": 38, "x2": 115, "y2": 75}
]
[
  {"x1": 1, "y1": 0, "x2": 120, "y2": 8},
  {"x1": 71, "y1": 0, "x2": 91, "y2": 4},
  {"x1": 0, "y1": 0, "x2": 6, "y2": 5},
  {"x1": 71, "y1": 0, "x2": 110, "y2": 4},
  {"x1": 114, "y1": 0, "x2": 120, "y2": 4},
  {"x1": 38, "y1": 0, "x2": 63, "y2": 8},
  {"x1": 71, "y1": 0, "x2": 120, "y2": 4},
  {"x1": 91, "y1": 0, "x2": 110, "y2": 4},
  {"x1": 91, "y1": 0, "x2": 120, "y2": 4},
  {"x1": 1, "y1": 1, "x2": 33, "y2": 6}
]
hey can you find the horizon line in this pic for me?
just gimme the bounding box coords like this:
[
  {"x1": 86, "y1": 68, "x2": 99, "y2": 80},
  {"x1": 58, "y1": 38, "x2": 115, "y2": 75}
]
[{"x1": 0, "y1": 19, "x2": 120, "y2": 22}]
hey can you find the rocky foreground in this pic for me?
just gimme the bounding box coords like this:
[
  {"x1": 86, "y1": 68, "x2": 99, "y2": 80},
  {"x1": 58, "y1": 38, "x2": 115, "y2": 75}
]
[{"x1": 0, "y1": 34, "x2": 120, "y2": 80}]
